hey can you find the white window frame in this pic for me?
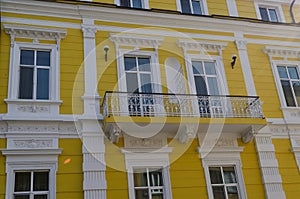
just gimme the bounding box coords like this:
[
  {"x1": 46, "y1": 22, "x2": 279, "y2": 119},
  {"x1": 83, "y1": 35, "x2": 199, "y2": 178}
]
[
  {"x1": 176, "y1": 0, "x2": 209, "y2": 15},
  {"x1": 254, "y1": 2, "x2": 285, "y2": 22},
  {"x1": 5, "y1": 163, "x2": 57, "y2": 199},
  {"x1": 3, "y1": 24, "x2": 66, "y2": 119},
  {"x1": 203, "y1": 160, "x2": 247, "y2": 199},
  {"x1": 114, "y1": 0, "x2": 149, "y2": 9},
  {"x1": 11, "y1": 43, "x2": 58, "y2": 101},
  {"x1": 271, "y1": 60, "x2": 300, "y2": 108},
  {"x1": 121, "y1": 147, "x2": 173, "y2": 199}
]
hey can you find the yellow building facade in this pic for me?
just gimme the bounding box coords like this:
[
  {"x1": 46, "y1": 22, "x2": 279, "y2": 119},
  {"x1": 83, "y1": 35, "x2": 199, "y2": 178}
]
[{"x1": 0, "y1": 0, "x2": 300, "y2": 199}]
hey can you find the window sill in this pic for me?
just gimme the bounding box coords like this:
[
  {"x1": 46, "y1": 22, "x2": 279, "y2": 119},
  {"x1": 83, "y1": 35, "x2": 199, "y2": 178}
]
[{"x1": 4, "y1": 99, "x2": 62, "y2": 120}]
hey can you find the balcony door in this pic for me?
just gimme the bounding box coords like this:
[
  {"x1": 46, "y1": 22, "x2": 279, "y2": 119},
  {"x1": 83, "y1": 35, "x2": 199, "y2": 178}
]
[
  {"x1": 125, "y1": 56, "x2": 154, "y2": 116},
  {"x1": 191, "y1": 61, "x2": 224, "y2": 117}
]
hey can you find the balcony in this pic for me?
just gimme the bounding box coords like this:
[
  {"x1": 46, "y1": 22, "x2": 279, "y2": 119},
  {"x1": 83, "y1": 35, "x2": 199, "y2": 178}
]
[{"x1": 103, "y1": 91, "x2": 264, "y2": 118}]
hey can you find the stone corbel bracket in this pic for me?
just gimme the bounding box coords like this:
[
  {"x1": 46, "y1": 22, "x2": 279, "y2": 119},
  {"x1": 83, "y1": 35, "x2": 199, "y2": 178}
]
[
  {"x1": 108, "y1": 124, "x2": 121, "y2": 144},
  {"x1": 177, "y1": 124, "x2": 197, "y2": 143}
]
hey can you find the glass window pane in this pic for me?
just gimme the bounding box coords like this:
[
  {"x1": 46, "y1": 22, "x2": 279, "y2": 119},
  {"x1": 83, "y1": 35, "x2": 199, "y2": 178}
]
[
  {"x1": 126, "y1": 73, "x2": 139, "y2": 93},
  {"x1": 223, "y1": 167, "x2": 237, "y2": 183},
  {"x1": 207, "y1": 77, "x2": 219, "y2": 95},
  {"x1": 277, "y1": 66, "x2": 288, "y2": 78},
  {"x1": 151, "y1": 192, "x2": 163, "y2": 199},
  {"x1": 288, "y1": 67, "x2": 299, "y2": 79},
  {"x1": 192, "y1": 61, "x2": 204, "y2": 74},
  {"x1": 132, "y1": 0, "x2": 142, "y2": 8},
  {"x1": 19, "y1": 67, "x2": 33, "y2": 99},
  {"x1": 15, "y1": 195, "x2": 30, "y2": 199},
  {"x1": 209, "y1": 167, "x2": 223, "y2": 184},
  {"x1": 149, "y1": 170, "x2": 163, "y2": 186},
  {"x1": 134, "y1": 169, "x2": 148, "y2": 187},
  {"x1": 192, "y1": 0, "x2": 202, "y2": 14},
  {"x1": 120, "y1": 0, "x2": 130, "y2": 7},
  {"x1": 292, "y1": 81, "x2": 300, "y2": 106},
  {"x1": 14, "y1": 172, "x2": 31, "y2": 192},
  {"x1": 33, "y1": 172, "x2": 49, "y2": 191},
  {"x1": 37, "y1": 51, "x2": 50, "y2": 66},
  {"x1": 180, "y1": 0, "x2": 191, "y2": 13},
  {"x1": 34, "y1": 195, "x2": 48, "y2": 199},
  {"x1": 20, "y1": 50, "x2": 34, "y2": 65},
  {"x1": 37, "y1": 69, "x2": 50, "y2": 100},
  {"x1": 269, "y1": 9, "x2": 278, "y2": 22},
  {"x1": 227, "y1": 186, "x2": 239, "y2": 199},
  {"x1": 281, "y1": 80, "x2": 296, "y2": 106},
  {"x1": 204, "y1": 62, "x2": 216, "y2": 75},
  {"x1": 194, "y1": 76, "x2": 207, "y2": 95},
  {"x1": 140, "y1": 74, "x2": 152, "y2": 93},
  {"x1": 212, "y1": 186, "x2": 226, "y2": 199},
  {"x1": 135, "y1": 189, "x2": 149, "y2": 199},
  {"x1": 138, "y1": 58, "x2": 151, "y2": 72},
  {"x1": 259, "y1": 7, "x2": 269, "y2": 21},
  {"x1": 125, "y1": 57, "x2": 137, "y2": 71}
]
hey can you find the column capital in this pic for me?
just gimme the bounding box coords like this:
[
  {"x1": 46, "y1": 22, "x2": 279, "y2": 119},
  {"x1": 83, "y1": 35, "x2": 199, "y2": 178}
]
[
  {"x1": 235, "y1": 39, "x2": 247, "y2": 50},
  {"x1": 82, "y1": 24, "x2": 97, "y2": 39}
]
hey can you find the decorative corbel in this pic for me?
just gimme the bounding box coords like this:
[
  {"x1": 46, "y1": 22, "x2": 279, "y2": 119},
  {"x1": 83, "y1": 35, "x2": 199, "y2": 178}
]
[
  {"x1": 242, "y1": 127, "x2": 255, "y2": 143},
  {"x1": 109, "y1": 125, "x2": 121, "y2": 144},
  {"x1": 178, "y1": 124, "x2": 197, "y2": 143}
]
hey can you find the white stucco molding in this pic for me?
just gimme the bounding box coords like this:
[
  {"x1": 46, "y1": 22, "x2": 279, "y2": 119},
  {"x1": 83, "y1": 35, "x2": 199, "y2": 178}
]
[
  {"x1": 177, "y1": 39, "x2": 227, "y2": 55},
  {"x1": 110, "y1": 33, "x2": 163, "y2": 49},
  {"x1": 263, "y1": 46, "x2": 300, "y2": 59},
  {"x1": 4, "y1": 24, "x2": 67, "y2": 41}
]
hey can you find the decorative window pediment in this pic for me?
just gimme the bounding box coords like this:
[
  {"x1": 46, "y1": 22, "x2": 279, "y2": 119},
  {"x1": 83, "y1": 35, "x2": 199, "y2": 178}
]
[
  {"x1": 177, "y1": 39, "x2": 227, "y2": 55},
  {"x1": 263, "y1": 46, "x2": 300, "y2": 59},
  {"x1": 4, "y1": 24, "x2": 67, "y2": 42},
  {"x1": 110, "y1": 34, "x2": 163, "y2": 49}
]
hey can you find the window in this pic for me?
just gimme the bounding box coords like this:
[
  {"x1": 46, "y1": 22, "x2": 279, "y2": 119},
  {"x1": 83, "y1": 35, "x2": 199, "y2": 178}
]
[
  {"x1": 133, "y1": 168, "x2": 164, "y2": 199},
  {"x1": 124, "y1": 56, "x2": 154, "y2": 116},
  {"x1": 116, "y1": 0, "x2": 148, "y2": 9},
  {"x1": 277, "y1": 66, "x2": 300, "y2": 107},
  {"x1": 14, "y1": 171, "x2": 49, "y2": 199},
  {"x1": 208, "y1": 166, "x2": 239, "y2": 199},
  {"x1": 19, "y1": 49, "x2": 51, "y2": 100},
  {"x1": 259, "y1": 7, "x2": 278, "y2": 22},
  {"x1": 180, "y1": 0, "x2": 204, "y2": 14}
]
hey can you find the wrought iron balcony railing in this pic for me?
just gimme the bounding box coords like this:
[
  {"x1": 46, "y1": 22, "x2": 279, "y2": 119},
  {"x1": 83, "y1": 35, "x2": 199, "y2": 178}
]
[{"x1": 102, "y1": 91, "x2": 264, "y2": 118}]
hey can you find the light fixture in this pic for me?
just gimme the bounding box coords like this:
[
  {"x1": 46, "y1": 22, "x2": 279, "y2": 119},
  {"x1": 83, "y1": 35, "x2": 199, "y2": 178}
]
[
  {"x1": 231, "y1": 54, "x2": 237, "y2": 69},
  {"x1": 104, "y1": 45, "x2": 109, "y2": 62}
]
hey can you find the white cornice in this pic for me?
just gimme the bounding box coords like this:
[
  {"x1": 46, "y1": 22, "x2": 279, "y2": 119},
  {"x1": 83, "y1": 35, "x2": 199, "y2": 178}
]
[
  {"x1": 110, "y1": 33, "x2": 163, "y2": 48},
  {"x1": 177, "y1": 39, "x2": 227, "y2": 53},
  {"x1": 263, "y1": 46, "x2": 300, "y2": 58},
  {"x1": 4, "y1": 24, "x2": 67, "y2": 40},
  {"x1": 2, "y1": 0, "x2": 300, "y2": 40}
]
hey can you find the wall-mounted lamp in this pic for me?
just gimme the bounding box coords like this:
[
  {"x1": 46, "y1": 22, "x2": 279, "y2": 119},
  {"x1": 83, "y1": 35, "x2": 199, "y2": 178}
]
[
  {"x1": 231, "y1": 54, "x2": 237, "y2": 69},
  {"x1": 104, "y1": 45, "x2": 109, "y2": 62}
]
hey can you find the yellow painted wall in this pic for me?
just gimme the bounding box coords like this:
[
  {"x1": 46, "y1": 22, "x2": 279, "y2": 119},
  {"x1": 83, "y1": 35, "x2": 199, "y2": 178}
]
[
  {"x1": 57, "y1": 139, "x2": 83, "y2": 199},
  {"x1": 0, "y1": 139, "x2": 6, "y2": 199},
  {"x1": 273, "y1": 139, "x2": 300, "y2": 199},
  {"x1": 238, "y1": 139, "x2": 265, "y2": 199},
  {"x1": 169, "y1": 139, "x2": 208, "y2": 199},
  {"x1": 0, "y1": 25, "x2": 9, "y2": 114},
  {"x1": 235, "y1": 0, "x2": 257, "y2": 19},
  {"x1": 247, "y1": 43, "x2": 283, "y2": 118},
  {"x1": 60, "y1": 28, "x2": 84, "y2": 115},
  {"x1": 150, "y1": 0, "x2": 177, "y2": 11},
  {"x1": 207, "y1": 0, "x2": 228, "y2": 16}
]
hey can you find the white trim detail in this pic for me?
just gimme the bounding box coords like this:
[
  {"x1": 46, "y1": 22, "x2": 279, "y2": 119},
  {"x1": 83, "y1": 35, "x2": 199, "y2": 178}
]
[
  {"x1": 254, "y1": 1, "x2": 286, "y2": 22},
  {"x1": 235, "y1": 33, "x2": 257, "y2": 96},
  {"x1": 110, "y1": 34, "x2": 163, "y2": 49},
  {"x1": 177, "y1": 39, "x2": 227, "y2": 55},
  {"x1": 290, "y1": 135, "x2": 300, "y2": 173},
  {"x1": 263, "y1": 46, "x2": 300, "y2": 59},
  {"x1": 121, "y1": 147, "x2": 173, "y2": 199},
  {"x1": 255, "y1": 134, "x2": 286, "y2": 199},
  {"x1": 4, "y1": 25, "x2": 66, "y2": 119},
  {"x1": 226, "y1": 0, "x2": 238, "y2": 17}
]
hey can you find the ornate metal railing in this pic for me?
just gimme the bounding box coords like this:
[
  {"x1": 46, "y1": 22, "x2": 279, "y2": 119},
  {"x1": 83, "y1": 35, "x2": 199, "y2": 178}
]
[{"x1": 102, "y1": 91, "x2": 264, "y2": 118}]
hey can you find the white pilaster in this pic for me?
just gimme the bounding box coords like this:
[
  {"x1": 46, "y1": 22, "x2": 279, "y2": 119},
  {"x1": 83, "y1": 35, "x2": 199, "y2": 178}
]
[
  {"x1": 81, "y1": 18, "x2": 106, "y2": 199},
  {"x1": 255, "y1": 134, "x2": 286, "y2": 199},
  {"x1": 226, "y1": 0, "x2": 238, "y2": 17},
  {"x1": 235, "y1": 32, "x2": 257, "y2": 96}
]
